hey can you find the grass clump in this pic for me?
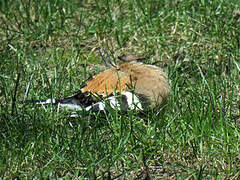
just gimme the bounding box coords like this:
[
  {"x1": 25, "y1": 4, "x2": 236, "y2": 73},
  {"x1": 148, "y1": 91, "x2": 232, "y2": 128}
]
[{"x1": 0, "y1": 0, "x2": 239, "y2": 179}]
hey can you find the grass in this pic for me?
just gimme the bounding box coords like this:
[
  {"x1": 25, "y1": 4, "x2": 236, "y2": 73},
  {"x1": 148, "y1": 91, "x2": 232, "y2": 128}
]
[{"x1": 0, "y1": 0, "x2": 239, "y2": 179}]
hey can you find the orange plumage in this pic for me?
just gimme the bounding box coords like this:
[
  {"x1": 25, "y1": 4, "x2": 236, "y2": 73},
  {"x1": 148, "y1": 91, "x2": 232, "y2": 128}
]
[{"x1": 81, "y1": 61, "x2": 170, "y2": 108}]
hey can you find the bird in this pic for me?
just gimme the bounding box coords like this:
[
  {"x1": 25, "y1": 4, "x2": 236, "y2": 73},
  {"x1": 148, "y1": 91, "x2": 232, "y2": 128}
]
[{"x1": 29, "y1": 49, "x2": 171, "y2": 117}]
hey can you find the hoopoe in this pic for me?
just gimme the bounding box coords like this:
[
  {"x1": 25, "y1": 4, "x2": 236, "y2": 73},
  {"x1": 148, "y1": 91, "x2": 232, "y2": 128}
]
[{"x1": 32, "y1": 49, "x2": 171, "y2": 116}]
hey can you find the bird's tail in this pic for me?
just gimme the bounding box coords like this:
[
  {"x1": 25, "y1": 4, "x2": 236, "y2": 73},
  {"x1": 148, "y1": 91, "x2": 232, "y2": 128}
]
[
  {"x1": 22, "y1": 91, "x2": 143, "y2": 117},
  {"x1": 21, "y1": 91, "x2": 95, "y2": 111},
  {"x1": 35, "y1": 96, "x2": 84, "y2": 111}
]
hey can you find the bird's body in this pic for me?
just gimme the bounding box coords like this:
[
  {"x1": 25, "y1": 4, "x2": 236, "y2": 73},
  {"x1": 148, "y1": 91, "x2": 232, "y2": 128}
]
[
  {"x1": 32, "y1": 51, "x2": 171, "y2": 116},
  {"x1": 81, "y1": 61, "x2": 170, "y2": 108}
]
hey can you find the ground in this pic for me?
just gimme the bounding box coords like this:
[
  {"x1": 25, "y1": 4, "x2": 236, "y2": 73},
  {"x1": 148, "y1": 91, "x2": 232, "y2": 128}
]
[{"x1": 0, "y1": 0, "x2": 239, "y2": 179}]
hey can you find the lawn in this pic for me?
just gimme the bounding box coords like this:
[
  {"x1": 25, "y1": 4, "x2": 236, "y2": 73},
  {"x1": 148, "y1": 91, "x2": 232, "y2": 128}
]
[{"x1": 0, "y1": 0, "x2": 239, "y2": 179}]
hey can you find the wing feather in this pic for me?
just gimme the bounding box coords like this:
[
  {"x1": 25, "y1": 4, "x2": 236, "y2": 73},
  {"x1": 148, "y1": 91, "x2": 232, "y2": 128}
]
[{"x1": 80, "y1": 64, "x2": 133, "y2": 96}]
